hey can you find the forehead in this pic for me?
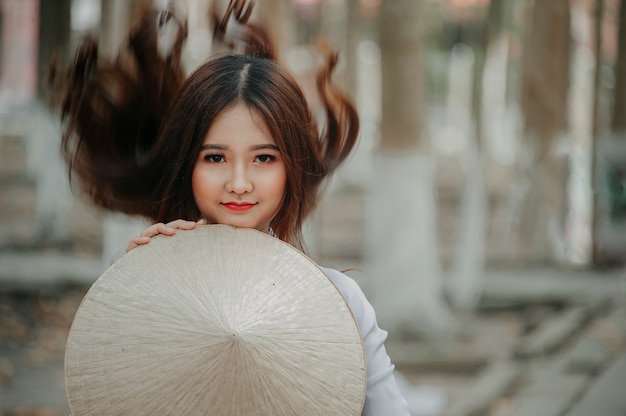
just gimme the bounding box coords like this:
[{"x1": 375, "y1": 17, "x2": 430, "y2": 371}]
[{"x1": 203, "y1": 104, "x2": 275, "y2": 146}]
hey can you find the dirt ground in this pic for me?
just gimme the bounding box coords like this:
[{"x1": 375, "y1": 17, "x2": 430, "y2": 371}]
[{"x1": 0, "y1": 284, "x2": 87, "y2": 416}]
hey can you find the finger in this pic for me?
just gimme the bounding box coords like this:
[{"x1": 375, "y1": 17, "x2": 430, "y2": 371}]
[
  {"x1": 150, "y1": 223, "x2": 176, "y2": 236},
  {"x1": 126, "y1": 236, "x2": 150, "y2": 252},
  {"x1": 138, "y1": 222, "x2": 165, "y2": 238},
  {"x1": 139, "y1": 220, "x2": 192, "y2": 238},
  {"x1": 166, "y1": 219, "x2": 199, "y2": 230}
]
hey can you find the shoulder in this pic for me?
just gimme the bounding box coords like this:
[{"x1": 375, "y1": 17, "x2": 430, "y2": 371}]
[
  {"x1": 320, "y1": 267, "x2": 371, "y2": 317},
  {"x1": 320, "y1": 267, "x2": 363, "y2": 299},
  {"x1": 319, "y1": 267, "x2": 379, "y2": 339}
]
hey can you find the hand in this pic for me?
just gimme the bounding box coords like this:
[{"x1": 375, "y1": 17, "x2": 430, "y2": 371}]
[{"x1": 126, "y1": 219, "x2": 205, "y2": 252}]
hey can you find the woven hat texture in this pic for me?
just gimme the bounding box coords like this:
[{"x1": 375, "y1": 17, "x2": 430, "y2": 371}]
[{"x1": 65, "y1": 225, "x2": 366, "y2": 415}]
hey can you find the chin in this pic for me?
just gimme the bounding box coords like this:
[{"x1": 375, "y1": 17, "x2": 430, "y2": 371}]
[{"x1": 220, "y1": 220, "x2": 263, "y2": 231}]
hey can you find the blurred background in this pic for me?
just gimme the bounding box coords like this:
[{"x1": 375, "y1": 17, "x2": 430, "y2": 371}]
[{"x1": 1, "y1": 0, "x2": 626, "y2": 415}]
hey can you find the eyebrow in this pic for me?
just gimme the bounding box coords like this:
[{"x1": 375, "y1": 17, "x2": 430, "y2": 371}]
[{"x1": 200, "y1": 144, "x2": 280, "y2": 151}]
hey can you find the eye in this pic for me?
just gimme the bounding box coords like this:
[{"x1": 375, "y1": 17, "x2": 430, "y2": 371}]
[
  {"x1": 255, "y1": 154, "x2": 276, "y2": 164},
  {"x1": 203, "y1": 154, "x2": 225, "y2": 163}
]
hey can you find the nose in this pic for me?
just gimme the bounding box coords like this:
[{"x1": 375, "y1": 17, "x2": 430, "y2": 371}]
[{"x1": 225, "y1": 162, "x2": 253, "y2": 194}]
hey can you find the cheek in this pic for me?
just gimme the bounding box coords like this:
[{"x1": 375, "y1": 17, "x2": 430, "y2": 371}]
[
  {"x1": 190, "y1": 168, "x2": 200, "y2": 199},
  {"x1": 275, "y1": 170, "x2": 288, "y2": 200},
  {"x1": 191, "y1": 167, "x2": 213, "y2": 202},
  {"x1": 270, "y1": 177, "x2": 287, "y2": 219}
]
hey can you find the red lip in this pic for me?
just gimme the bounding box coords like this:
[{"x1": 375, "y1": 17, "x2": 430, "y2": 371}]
[{"x1": 222, "y1": 202, "x2": 256, "y2": 212}]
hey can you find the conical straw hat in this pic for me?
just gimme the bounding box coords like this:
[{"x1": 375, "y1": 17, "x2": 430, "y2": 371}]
[{"x1": 65, "y1": 225, "x2": 366, "y2": 415}]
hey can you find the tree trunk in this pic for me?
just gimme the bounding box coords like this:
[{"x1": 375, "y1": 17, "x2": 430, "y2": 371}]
[
  {"x1": 448, "y1": 0, "x2": 505, "y2": 310},
  {"x1": 257, "y1": 0, "x2": 296, "y2": 62},
  {"x1": 99, "y1": 0, "x2": 133, "y2": 59},
  {"x1": 591, "y1": 0, "x2": 605, "y2": 264},
  {"x1": 327, "y1": 0, "x2": 379, "y2": 191},
  {"x1": 611, "y1": 0, "x2": 626, "y2": 133},
  {"x1": 345, "y1": 0, "x2": 360, "y2": 98},
  {"x1": 38, "y1": 0, "x2": 70, "y2": 100},
  {"x1": 33, "y1": 0, "x2": 73, "y2": 242},
  {"x1": 518, "y1": 0, "x2": 571, "y2": 263},
  {"x1": 594, "y1": 0, "x2": 626, "y2": 264},
  {"x1": 321, "y1": 0, "x2": 347, "y2": 55},
  {"x1": 364, "y1": 0, "x2": 456, "y2": 339},
  {"x1": 379, "y1": 2, "x2": 422, "y2": 150}
]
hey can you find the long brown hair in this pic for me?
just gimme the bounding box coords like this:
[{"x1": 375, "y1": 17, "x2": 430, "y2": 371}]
[{"x1": 49, "y1": 0, "x2": 359, "y2": 252}]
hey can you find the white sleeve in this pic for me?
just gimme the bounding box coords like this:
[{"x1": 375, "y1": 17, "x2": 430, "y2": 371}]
[{"x1": 322, "y1": 268, "x2": 411, "y2": 416}]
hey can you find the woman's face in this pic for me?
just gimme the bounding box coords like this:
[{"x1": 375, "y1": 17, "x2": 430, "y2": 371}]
[{"x1": 191, "y1": 104, "x2": 287, "y2": 233}]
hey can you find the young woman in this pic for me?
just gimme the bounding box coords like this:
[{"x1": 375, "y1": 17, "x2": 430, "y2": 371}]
[{"x1": 50, "y1": 1, "x2": 410, "y2": 414}]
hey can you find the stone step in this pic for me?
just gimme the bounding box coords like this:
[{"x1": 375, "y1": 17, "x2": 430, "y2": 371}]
[
  {"x1": 441, "y1": 361, "x2": 522, "y2": 416},
  {"x1": 0, "y1": 176, "x2": 38, "y2": 248},
  {"x1": 0, "y1": 177, "x2": 103, "y2": 255},
  {"x1": 313, "y1": 190, "x2": 365, "y2": 261},
  {"x1": 0, "y1": 122, "x2": 38, "y2": 247},
  {"x1": 565, "y1": 352, "x2": 626, "y2": 416},
  {"x1": 0, "y1": 176, "x2": 37, "y2": 218},
  {"x1": 387, "y1": 342, "x2": 489, "y2": 375},
  {"x1": 0, "y1": 252, "x2": 102, "y2": 286},
  {"x1": 502, "y1": 365, "x2": 589, "y2": 416},
  {"x1": 0, "y1": 134, "x2": 29, "y2": 177},
  {"x1": 514, "y1": 306, "x2": 596, "y2": 359}
]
